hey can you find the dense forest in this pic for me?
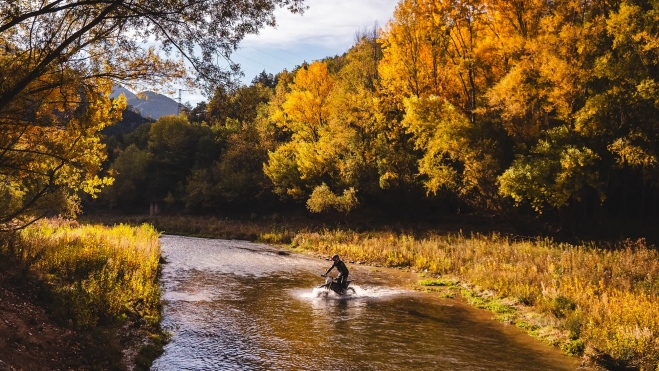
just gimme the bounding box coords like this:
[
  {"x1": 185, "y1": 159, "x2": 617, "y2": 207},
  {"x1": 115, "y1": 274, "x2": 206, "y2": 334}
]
[
  {"x1": 92, "y1": 0, "x2": 659, "y2": 237},
  {"x1": 3, "y1": 0, "x2": 659, "y2": 235}
]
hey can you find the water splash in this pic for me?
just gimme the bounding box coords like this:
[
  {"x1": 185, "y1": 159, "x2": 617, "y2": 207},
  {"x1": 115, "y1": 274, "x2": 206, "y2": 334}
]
[{"x1": 295, "y1": 284, "x2": 406, "y2": 301}]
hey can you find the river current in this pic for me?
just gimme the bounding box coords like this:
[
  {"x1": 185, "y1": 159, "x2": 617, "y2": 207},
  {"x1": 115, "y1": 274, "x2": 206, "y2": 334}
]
[{"x1": 151, "y1": 235, "x2": 583, "y2": 370}]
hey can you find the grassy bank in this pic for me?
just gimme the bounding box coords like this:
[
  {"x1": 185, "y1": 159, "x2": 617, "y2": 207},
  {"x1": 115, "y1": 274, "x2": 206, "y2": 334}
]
[
  {"x1": 0, "y1": 220, "x2": 165, "y2": 370},
  {"x1": 84, "y1": 214, "x2": 300, "y2": 244},
  {"x1": 291, "y1": 231, "x2": 659, "y2": 370}
]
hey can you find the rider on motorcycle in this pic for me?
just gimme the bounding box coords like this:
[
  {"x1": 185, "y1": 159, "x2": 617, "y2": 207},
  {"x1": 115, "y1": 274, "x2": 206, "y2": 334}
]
[{"x1": 322, "y1": 254, "x2": 349, "y2": 286}]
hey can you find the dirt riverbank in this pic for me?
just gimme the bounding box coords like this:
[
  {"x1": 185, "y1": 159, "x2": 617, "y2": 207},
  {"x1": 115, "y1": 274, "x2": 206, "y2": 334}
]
[{"x1": 0, "y1": 270, "x2": 135, "y2": 371}]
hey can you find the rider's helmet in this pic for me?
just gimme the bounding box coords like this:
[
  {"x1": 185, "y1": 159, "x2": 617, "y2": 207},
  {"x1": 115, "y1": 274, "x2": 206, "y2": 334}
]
[{"x1": 331, "y1": 254, "x2": 340, "y2": 261}]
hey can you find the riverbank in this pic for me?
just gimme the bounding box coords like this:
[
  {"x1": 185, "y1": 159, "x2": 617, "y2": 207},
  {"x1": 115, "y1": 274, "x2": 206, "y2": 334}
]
[
  {"x1": 0, "y1": 221, "x2": 165, "y2": 370},
  {"x1": 291, "y1": 231, "x2": 659, "y2": 371},
  {"x1": 85, "y1": 214, "x2": 659, "y2": 370}
]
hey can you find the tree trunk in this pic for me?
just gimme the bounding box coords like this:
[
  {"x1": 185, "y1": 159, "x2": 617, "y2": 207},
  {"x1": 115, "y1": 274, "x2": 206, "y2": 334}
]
[
  {"x1": 622, "y1": 170, "x2": 629, "y2": 221},
  {"x1": 640, "y1": 177, "x2": 646, "y2": 223}
]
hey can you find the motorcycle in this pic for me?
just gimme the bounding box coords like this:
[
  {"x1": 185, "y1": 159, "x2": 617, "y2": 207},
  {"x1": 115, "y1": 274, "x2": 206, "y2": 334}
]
[{"x1": 319, "y1": 274, "x2": 355, "y2": 295}]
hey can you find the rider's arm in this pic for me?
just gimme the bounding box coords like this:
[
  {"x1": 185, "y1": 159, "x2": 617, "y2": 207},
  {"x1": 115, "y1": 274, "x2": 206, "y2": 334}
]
[{"x1": 324, "y1": 262, "x2": 336, "y2": 275}]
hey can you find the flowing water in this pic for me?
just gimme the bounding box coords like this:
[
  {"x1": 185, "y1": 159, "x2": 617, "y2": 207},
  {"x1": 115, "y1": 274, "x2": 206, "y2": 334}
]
[{"x1": 152, "y1": 235, "x2": 583, "y2": 371}]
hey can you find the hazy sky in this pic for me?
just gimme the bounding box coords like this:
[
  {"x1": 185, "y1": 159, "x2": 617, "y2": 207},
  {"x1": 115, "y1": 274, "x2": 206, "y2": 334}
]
[{"x1": 181, "y1": 0, "x2": 399, "y2": 105}]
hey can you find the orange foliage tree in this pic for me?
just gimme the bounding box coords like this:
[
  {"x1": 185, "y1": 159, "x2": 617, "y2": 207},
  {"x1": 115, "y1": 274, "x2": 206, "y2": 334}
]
[{"x1": 379, "y1": 0, "x2": 659, "y2": 218}]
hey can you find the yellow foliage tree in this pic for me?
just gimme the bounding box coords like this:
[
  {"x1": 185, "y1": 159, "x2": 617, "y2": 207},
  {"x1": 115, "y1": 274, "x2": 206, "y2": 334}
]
[
  {"x1": 265, "y1": 58, "x2": 393, "y2": 213},
  {"x1": 379, "y1": 0, "x2": 507, "y2": 208},
  {"x1": 264, "y1": 62, "x2": 357, "y2": 210},
  {"x1": 0, "y1": 73, "x2": 124, "y2": 229}
]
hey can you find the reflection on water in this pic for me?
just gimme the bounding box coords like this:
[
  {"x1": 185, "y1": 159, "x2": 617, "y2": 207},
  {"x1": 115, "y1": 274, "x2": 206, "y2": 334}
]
[{"x1": 152, "y1": 235, "x2": 582, "y2": 371}]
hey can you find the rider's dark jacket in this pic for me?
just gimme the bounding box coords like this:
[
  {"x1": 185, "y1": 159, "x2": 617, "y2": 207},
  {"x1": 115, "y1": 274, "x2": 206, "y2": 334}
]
[{"x1": 326, "y1": 260, "x2": 349, "y2": 277}]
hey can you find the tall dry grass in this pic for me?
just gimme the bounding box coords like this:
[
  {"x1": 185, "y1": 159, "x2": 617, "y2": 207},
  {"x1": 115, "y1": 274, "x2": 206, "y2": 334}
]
[
  {"x1": 1, "y1": 220, "x2": 161, "y2": 328},
  {"x1": 83, "y1": 214, "x2": 300, "y2": 244},
  {"x1": 292, "y1": 231, "x2": 659, "y2": 369}
]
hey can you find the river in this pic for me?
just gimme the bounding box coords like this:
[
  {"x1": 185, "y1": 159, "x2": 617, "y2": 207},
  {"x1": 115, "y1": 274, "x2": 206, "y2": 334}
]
[{"x1": 151, "y1": 235, "x2": 583, "y2": 370}]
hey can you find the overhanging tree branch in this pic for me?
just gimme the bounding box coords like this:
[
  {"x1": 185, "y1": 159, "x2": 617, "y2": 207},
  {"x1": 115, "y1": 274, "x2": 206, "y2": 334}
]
[{"x1": 0, "y1": 1, "x2": 121, "y2": 110}]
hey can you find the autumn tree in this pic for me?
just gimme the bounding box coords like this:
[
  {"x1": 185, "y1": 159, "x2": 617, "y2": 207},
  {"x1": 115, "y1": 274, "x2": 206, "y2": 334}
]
[
  {"x1": 577, "y1": 0, "x2": 659, "y2": 219},
  {"x1": 379, "y1": 0, "x2": 507, "y2": 210},
  {"x1": 490, "y1": 0, "x2": 605, "y2": 215},
  {"x1": 493, "y1": 0, "x2": 659, "y2": 218},
  {"x1": 264, "y1": 62, "x2": 354, "y2": 211},
  {"x1": 338, "y1": 28, "x2": 418, "y2": 194},
  {"x1": 0, "y1": 79, "x2": 123, "y2": 228},
  {"x1": 264, "y1": 33, "x2": 420, "y2": 213},
  {"x1": 398, "y1": 0, "x2": 659, "y2": 219}
]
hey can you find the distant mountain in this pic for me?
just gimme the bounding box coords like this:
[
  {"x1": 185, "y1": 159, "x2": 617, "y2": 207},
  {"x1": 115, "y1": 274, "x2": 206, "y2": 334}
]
[
  {"x1": 110, "y1": 86, "x2": 137, "y2": 101},
  {"x1": 102, "y1": 107, "x2": 153, "y2": 138},
  {"x1": 110, "y1": 86, "x2": 179, "y2": 119}
]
